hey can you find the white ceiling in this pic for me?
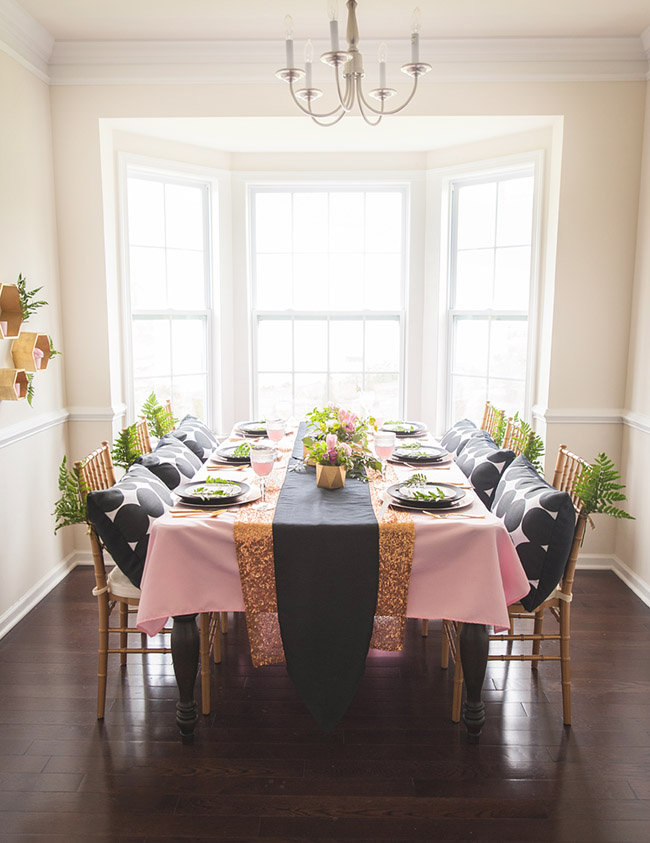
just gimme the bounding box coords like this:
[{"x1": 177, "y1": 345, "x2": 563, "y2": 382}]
[{"x1": 14, "y1": 0, "x2": 650, "y2": 42}]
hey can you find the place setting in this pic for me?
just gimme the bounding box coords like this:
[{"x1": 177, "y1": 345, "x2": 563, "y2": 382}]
[
  {"x1": 389, "y1": 441, "x2": 452, "y2": 467},
  {"x1": 380, "y1": 420, "x2": 428, "y2": 438},
  {"x1": 171, "y1": 477, "x2": 261, "y2": 517},
  {"x1": 383, "y1": 475, "x2": 481, "y2": 517}
]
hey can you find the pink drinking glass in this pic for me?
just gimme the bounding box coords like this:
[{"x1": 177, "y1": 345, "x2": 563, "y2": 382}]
[
  {"x1": 265, "y1": 418, "x2": 286, "y2": 448},
  {"x1": 374, "y1": 430, "x2": 396, "y2": 482},
  {"x1": 250, "y1": 445, "x2": 276, "y2": 511}
]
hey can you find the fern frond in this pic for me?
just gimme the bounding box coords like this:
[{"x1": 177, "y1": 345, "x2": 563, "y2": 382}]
[
  {"x1": 574, "y1": 452, "x2": 634, "y2": 520},
  {"x1": 141, "y1": 392, "x2": 176, "y2": 438},
  {"x1": 111, "y1": 424, "x2": 142, "y2": 469},
  {"x1": 53, "y1": 456, "x2": 87, "y2": 533}
]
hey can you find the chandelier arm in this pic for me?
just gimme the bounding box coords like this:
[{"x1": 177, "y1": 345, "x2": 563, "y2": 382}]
[
  {"x1": 355, "y1": 78, "x2": 384, "y2": 126},
  {"x1": 357, "y1": 75, "x2": 420, "y2": 117},
  {"x1": 334, "y1": 67, "x2": 355, "y2": 112},
  {"x1": 288, "y1": 79, "x2": 345, "y2": 119},
  {"x1": 308, "y1": 109, "x2": 348, "y2": 128}
]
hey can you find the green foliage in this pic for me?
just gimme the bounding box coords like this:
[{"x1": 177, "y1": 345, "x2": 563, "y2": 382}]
[
  {"x1": 16, "y1": 273, "x2": 47, "y2": 323},
  {"x1": 512, "y1": 412, "x2": 545, "y2": 474},
  {"x1": 53, "y1": 456, "x2": 87, "y2": 533},
  {"x1": 26, "y1": 374, "x2": 35, "y2": 407},
  {"x1": 48, "y1": 336, "x2": 61, "y2": 357},
  {"x1": 574, "y1": 452, "x2": 634, "y2": 520},
  {"x1": 493, "y1": 409, "x2": 507, "y2": 447},
  {"x1": 141, "y1": 392, "x2": 176, "y2": 438},
  {"x1": 111, "y1": 424, "x2": 142, "y2": 470}
]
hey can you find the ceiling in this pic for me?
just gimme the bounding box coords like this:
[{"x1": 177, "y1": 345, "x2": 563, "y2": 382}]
[{"x1": 14, "y1": 0, "x2": 650, "y2": 42}]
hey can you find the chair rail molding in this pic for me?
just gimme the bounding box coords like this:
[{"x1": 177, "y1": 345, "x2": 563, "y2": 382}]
[
  {"x1": 532, "y1": 405, "x2": 625, "y2": 425},
  {"x1": 0, "y1": 407, "x2": 68, "y2": 449},
  {"x1": 623, "y1": 410, "x2": 650, "y2": 436},
  {"x1": 67, "y1": 403, "x2": 127, "y2": 423}
]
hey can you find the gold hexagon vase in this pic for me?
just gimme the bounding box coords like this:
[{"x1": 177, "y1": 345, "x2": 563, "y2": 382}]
[{"x1": 316, "y1": 464, "x2": 346, "y2": 490}]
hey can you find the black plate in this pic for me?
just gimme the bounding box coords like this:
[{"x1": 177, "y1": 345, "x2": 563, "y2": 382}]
[
  {"x1": 173, "y1": 486, "x2": 261, "y2": 510},
  {"x1": 177, "y1": 479, "x2": 250, "y2": 505},
  {"x1": 381, "y1": 420, "x2": 427, "y2": 437},
  {"x1": 215, "y1": 443, "x2": 252, "y2": 463},
  {"x1": 389, "y1": 496, "x2": 473, "y2": 513},
  {"x1": 237, "y1": 420, "x2": 267, "y2": 437},
  {"x1": 393, "y1": 444, "x2": 447, "y2": 462},
  {"x1": 387, "y1": 481, "x2": 465, "y2": 509}
]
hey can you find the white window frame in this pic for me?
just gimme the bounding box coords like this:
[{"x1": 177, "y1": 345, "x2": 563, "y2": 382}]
[
  {"x1": 118, "y1": 153, "x2": 222, "y2": 428},
  {"x1": 247, "y1": 181, "x2": 410, "y2": 419},
  {"x1": 441, "y1": 153, "x2": 543, "y2": 428}
]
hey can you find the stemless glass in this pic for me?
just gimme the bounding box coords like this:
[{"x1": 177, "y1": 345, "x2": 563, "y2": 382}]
[
  {"x1": 265, "y1": 418, "x2": 286, "y2": 447},
  {"x1": 250, "y1": 445, "x2": 276, "y2": 511},
  {"x1": 374, "y1": 430, "x2": 396, "y2": 483}
]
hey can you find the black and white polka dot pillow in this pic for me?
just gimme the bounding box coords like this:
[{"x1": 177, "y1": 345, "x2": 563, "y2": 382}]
[
  {"x1": 492, "y1": 455, "x2": 577, "y2": 611},
  {"x1": 455, "y1": 432, "x2": 516, "y2": 509},
  {"x1": 440, "y1": 418, "x2": 479, "y2": 457},
  {"x1": 86, "y1": 465, "x2": 173, "y2": 588},
  {"x1": 135, "y1": 436, "x2": 202, "y2": 490},
  {"x1": 170, "y1": 415, "x2": 219, "y2": 462}
]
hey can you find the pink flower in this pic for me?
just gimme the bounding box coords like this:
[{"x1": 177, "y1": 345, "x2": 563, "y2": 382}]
[
  {"x1": 325, "y1": 433, "x2": 339, "y2": 464},
  {"x1": 338, "y1": 409, "x2": 358, "y2": 433}
]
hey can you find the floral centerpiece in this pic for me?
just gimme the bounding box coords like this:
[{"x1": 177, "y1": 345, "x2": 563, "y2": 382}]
[{"x1": 303, "y1": 405, "x2": 381, "y2": 488}]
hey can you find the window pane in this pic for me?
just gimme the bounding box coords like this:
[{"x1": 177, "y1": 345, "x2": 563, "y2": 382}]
[
  {"x1": 294, "y1": 320, "x2": 327, "y2": 371},
  {"x1": 365, "y1": 254, "x2": 401, "y2": 310},
  {"x1": 454, "y1": 249, "x2": 493, "y2": 310},
  {"x1": 330, "y1": 253, "x2": 364, "y2": 311},
  {"x1": 294, "y1": 253, "x2": 328, "y2": 310},
  {"x1": 365, "y1": 192, "x2": 402, "y2": 253},
  {"x1": 167, "y1": 249, "x2": 205, "y2": 310},
  {"x1": 486, "y1": 378, "x2": 525, "y2": 418},
  {"x1": 132, "y1": 319, "x2": 170, "y2": 378},
  {"x1": 172, "y1": 374, "x2": 207, "y2": 422},
  {"x1": 489, "y1": 319, "x2": 528, "y2": 380},
  {"x1": 171, "y1": 318, "x2": 206, "y2": 375},
  {"x1": 134, "y1": 376, "x2": 171, "y2": 414},
  {"x1": 365, "y1": 373, "x2": 399, "y2": 420},
  {"x1": 293, "y1": 193, "x2": 328, "y2": 253},
  {"x1": 258, "y1": 373, "x2": 292, "y2": 418},
  {"x1": 329, "y1": 373, "x2": 363, "y2": 407},
  {"x1": 452, "y1": 318, "x2": 489, "y2": 376},
  {"x1": 258, "y1": 320, "x2": 292, "y2": 371},
  {"x1": 256, "y1": 254, "x2": 292, "y2": 310},
  {"x1": 127, "y1": 178, "x2": 165, "y2": 247},
  {"x1": 130, "y1": 246, "x2": 166, "y2": 311},
  {"x1": 496, "y1": 176, "x2": 534, "y2": 247},
  {"x1": 493, "y1": 246, "x2": 530, "y2": 311},
  {"x1": 255, "y1": 193, "x2": 292, "y2": 253},
  {"x1": 365, "y1": 320, "x2": 400, "y2": 372},
  {"x1": 165, "y1": 184, "x2": 204, "y2": 250},
  {"x1": 329, "y1": 321, "x2": 363, "y2": 372},
  {"x1": 295, "y1": 373, "x2": 328, "y2": 417},
  {"x1": 450, "y1": 374, "x2": 487, "y2": 424},
  {"x1": 457, "y1": 182, "x2": 496, "y2": 250},
  {"x1": 329, "y1": 192, "x2": 364, "y2": 252}
]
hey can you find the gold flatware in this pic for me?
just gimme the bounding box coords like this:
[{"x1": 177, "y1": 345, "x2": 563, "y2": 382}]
[
  {"x1": 421, "y1": 510, "x2": 485, "y2": 519},
  {"x1": 207, "y1": 464, "x2": 246, "y2": 471},
  {"x1": 403, "y1": 462, "x2": 450, "y2": 470},
  {"x1": 171, "y1": 511, "x2": 224, "y2": 519}
]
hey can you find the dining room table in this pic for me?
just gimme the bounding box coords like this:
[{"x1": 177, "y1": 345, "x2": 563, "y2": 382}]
[{"x1": 136, "y1": 421, "x2": 530, "y2": 744}]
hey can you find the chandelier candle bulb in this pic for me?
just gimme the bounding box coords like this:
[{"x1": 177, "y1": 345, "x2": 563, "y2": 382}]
[
  {"x1": 411, "y1": 7, "x2": 420, "y2": 63},
  {"x1": 305, "y1": 39, "x2": 313, "y2": 88},
  {"x1": 285, "y1": 15, "x2": 295, "y2": 68},
  {"x1": 379, "y1": 41, "x2": 387, "y2": 88},
  {"x1": 328, "y1": 0, "x2": 340, "y2": 51}
]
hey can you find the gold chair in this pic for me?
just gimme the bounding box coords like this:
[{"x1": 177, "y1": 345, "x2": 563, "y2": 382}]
[
  {"x1": 480, "y1": 400, "x2": 505, "y2": 441},
  {"x1": 77, "y1": 442, "x2": 219, "y2": 719},
  {"x1": 502, "y1": 415, "x2": 534, "y2": 457},
  {"x1": 135, "y1": 417, "x2": 153, "y2": 455},
  {"x1": 441, "y1": 444, "x2": 588, "y2": 725}
]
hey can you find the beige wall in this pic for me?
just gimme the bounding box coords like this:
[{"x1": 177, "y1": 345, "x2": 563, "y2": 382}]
[{"x1": 0, "y1": 50, "x2": 72, "y2": 629}]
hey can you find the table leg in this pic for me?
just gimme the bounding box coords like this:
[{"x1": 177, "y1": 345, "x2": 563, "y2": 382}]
[
  {"x1": 171, "y1": 613, "x2": 199, "y2": 744},
  {"x1": 459, "y1": 622, "x2": 488, "y2": 744}
]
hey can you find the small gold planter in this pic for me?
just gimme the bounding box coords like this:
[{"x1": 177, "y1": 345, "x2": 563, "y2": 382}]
[
  {"x1": 316, "y1": 463, "x2": 346, "y2": 490},
  {"x1": 302, "y1": 442, "x2": 317, "y2": 466}
]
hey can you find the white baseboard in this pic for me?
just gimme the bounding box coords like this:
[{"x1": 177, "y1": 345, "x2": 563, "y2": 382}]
[
  {"x1": 0, "y1": 552, "x2": 78, "y2": 639},
  {"x1": 578, "y1": 553, "x2": 650, "y2": 608}
]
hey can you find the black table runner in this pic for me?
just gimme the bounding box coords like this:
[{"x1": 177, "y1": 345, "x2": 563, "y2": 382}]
[{"x1": 272, "y1": 424, "x2": 380, "y2": 730}]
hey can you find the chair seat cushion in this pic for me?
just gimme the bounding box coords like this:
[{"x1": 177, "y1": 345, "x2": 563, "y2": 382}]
[
  {"x1": 107, "y1": 565, "x2": 142, "y2": 599},
  {"x1": 135, "y1": 436, "x2": 201, "y2": 490},
  {"x1": 491, "y1": 455, "x2": 577, "y2": 611},
  {"x1": 86, "y1": 465, "x2": 173, "y2": 588},
  {"x1": 170, "y1": 415, "x2": 219, "y2": 462},
  {"x1": 455, "y1": 432, "x2": 516, "y2": 508},
  {"x1": 440, "y1": 418, "x2": 478, "y2": 457}
]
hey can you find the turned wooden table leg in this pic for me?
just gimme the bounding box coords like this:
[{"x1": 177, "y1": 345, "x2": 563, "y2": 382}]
[
  {"x1": 172, "y1": 614, "x2": 199, "y2": 744},
  {"x1": 459, "y1": 622, "x2": 489, "y2": 744}
]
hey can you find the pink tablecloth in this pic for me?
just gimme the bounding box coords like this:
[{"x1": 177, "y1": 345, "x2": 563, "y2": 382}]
[{"x1": 136, "y1": 469, "x2": 529, "y2": 637}]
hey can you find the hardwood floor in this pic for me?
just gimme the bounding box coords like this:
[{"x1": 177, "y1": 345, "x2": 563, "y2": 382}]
[{"x1": 1, "y1": 568, "x2": 649, "y2": 842}]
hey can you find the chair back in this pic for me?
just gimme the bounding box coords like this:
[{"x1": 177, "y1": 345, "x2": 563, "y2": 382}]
[
  {"x1": 135, "y1": 417, "x2": 153, "y2": 454},
  {"x1": 75, "y1": 442, "x2": 116, "y2": 594},
  {"x1": 552, "y1": 444, "x2": 589, "y2": 599},
  {"x1": 502, "y1": 416, "x2": 534, "y2": 457},
  {"x1": 163, "y1": 399, "x2": 176, "y2": 430},
  {"x1": 481, "y1": 401, "x2": 504, "y2": 441}
]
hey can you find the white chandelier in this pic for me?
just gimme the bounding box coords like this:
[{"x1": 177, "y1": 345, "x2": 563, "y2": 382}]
[{"x1": 276, "y1": 0, "x2": 431, "y2": 127}]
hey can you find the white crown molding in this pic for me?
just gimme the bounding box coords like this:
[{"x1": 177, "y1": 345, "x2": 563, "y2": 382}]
[
  {"x1": 45, "y1": 35, "x2": 650, "y2": 86},
  {"x1": 0, "y1": 0, "x2": 53, "y2": 82},
  {"x1": 0, "y1": 408, "x2": 68, "y2": 449}
]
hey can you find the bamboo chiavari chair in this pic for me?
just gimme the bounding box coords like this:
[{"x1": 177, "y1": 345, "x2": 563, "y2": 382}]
[
  {"x1": 77, "y1": 442, "x2": 219, "y2": 719},
  {"x1": 502, "y1": 415, "x2": 533, "y2": 457},
  {"x1": 135, "y1": 417, "x2": 153, "y2": 455},
  {"x1": 441, "y1": 444, "x2": 588, "y2": 725},
  {"x1": 480, "y1": 401, "x2": 503, "y2": 440}
]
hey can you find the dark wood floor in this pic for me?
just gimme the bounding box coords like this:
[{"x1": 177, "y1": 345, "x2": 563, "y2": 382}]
[{"x1": 0, "y1": 569, "x2": 649, "y2": 842}]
